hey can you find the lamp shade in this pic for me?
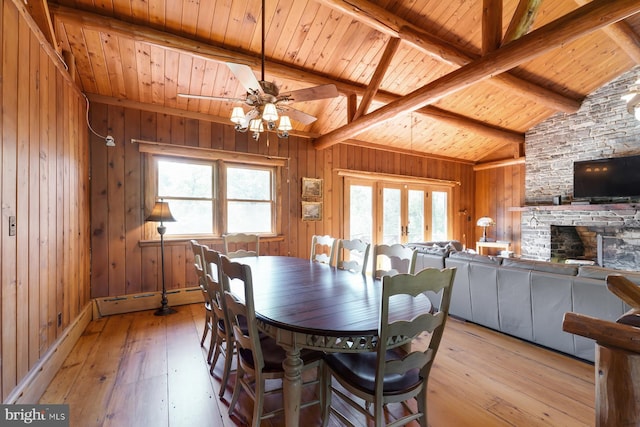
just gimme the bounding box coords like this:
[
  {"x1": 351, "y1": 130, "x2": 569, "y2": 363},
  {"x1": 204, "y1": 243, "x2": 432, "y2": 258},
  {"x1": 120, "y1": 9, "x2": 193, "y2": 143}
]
[
  {"x1": 146, "y1": 201, "x2": 176, "y2": 223},
  {"x1": 230, "y1": 107, "x2": 246, "y2": 124},
  {"x1": 249, "y1": 118, "x2": 264, "y2": 133},
  {"x1": 278, "y1": 115, "x2": 293, "y2": 131},
  {"x1": 476, "y1": 217, "x2": 495, "y2": 227},
  {"x1": 262, "y1": 103, "x2": 278, "y2": 121}
]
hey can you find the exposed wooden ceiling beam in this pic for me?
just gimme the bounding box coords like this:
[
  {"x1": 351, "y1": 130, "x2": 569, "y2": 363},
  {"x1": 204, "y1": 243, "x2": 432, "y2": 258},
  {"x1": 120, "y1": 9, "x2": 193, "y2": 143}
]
[
  {"x1": 353, "y1": 37, "x2": 400, "y2": 120},
  {"x1": 313, "y1": 0, "x2": 640, "y2": 150},
  {"x1": 502, "y1": 0, "x2": 542, "y2": 45},
  {"x1": 574, "y1": 0, "x2": 640, "y2": 64},
  {"x1": 316, "y1": 0, "x2": 581, "y2": 113},
  {"x1": 21, "y1": 0, "x2": 59, "y2": 53},
  {"x1": 482, "y1": 0, "x2": 502, "y2": 54},
  {"x1": 49, "y1": 4, "x2": 521, "y2": 146},
  {"x1": 418, "y1": 107, "x2": 523, "y2": 145}
]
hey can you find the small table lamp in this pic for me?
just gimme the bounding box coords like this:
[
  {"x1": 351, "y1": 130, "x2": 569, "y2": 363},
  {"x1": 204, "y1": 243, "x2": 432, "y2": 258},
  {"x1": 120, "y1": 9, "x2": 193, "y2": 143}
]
[
  {"x1": 477, "y1": 216, "x2": 495, "y2": 242},
  {"x1": 146, "y1": 199, "x2": 176, "y2": 316}
]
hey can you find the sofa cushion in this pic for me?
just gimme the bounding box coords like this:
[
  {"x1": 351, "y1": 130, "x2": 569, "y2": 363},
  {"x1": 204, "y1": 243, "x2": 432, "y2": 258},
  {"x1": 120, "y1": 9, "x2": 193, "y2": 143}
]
[
  {"x1": 408, "y1": 240, "x2": 463, "y2": 252},
  {"x1": 577, "y1": 265, "x2": 640, "y2": 285},
  {"x1": 448, "y1": 251, "x2": 503, "y2": 265},
  {"x1": 501, "y1": 258, "x2": 578, "y2": 276}
]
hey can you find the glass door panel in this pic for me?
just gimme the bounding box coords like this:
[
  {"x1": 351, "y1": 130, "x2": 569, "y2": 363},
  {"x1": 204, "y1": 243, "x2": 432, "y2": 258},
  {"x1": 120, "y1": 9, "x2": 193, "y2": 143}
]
[
  {"x1": 382, "y1": 187, "x2": 402, "y2": 244},
  {"x1": 407, "y1": 189, "x2": 425, "y2": 242},
  {"x1": 349, "y1": 184, "x2": 373, "y2": 242},
  {"x1": 431, "y1": 191, "x2": 448, "y2": 241}
]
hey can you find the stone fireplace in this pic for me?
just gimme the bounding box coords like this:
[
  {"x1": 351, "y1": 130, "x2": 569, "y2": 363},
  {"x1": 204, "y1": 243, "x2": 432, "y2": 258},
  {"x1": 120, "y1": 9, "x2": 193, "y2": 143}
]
[
  {"x1": 520, "y1": 205, "x2": 640, "y2": 271},
  {"x1": 521, "y1": 67, "x2": 640, "y2": 271}
]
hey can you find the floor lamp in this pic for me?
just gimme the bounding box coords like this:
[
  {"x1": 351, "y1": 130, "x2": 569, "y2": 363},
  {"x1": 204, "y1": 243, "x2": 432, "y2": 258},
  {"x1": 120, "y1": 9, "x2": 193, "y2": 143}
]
[{"x1": 146, "y1": 199, "x2": 177, "y2": 316}]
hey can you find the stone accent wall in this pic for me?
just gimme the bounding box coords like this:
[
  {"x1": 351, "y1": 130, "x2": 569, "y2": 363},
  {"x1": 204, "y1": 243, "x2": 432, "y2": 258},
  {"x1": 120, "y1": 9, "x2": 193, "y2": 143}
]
[
  {"x1": 526, "y1": 67, "x2": 640, "y2": 204},
  {"x1": 522, "y1": 67, "x2": 640, "y2": 269}
]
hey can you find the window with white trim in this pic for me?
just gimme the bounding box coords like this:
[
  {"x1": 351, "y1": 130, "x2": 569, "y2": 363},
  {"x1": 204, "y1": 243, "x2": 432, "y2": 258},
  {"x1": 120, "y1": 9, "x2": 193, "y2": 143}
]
[{"x1": 139, "y1": 141, "x2": 284, "y2": 238}]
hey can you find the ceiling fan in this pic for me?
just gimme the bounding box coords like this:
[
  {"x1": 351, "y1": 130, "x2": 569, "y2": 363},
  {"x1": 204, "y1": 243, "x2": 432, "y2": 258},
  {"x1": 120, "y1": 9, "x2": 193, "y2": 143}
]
[{"x1": 178, "y1": 0, "x2": 339, "y2": 139}]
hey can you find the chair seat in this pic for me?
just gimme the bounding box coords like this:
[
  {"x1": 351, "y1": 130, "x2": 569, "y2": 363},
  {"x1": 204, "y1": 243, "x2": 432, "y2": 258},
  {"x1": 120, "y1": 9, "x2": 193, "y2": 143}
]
[
  {"x1": 217, "y1": 316, "x2": 250, "y2": 335},
  {"x1": 324, "y1": 349, "x2": 421, "y2": 396},
  {"x1": 239, "y1": 335, "x2": 324, "y2": 373}
]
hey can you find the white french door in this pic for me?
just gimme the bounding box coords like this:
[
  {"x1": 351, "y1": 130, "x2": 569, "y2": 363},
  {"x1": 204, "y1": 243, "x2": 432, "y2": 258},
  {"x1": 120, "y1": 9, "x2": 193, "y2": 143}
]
[{"x1": 344, "y1": 178, "x2": 451, "y2": 245}]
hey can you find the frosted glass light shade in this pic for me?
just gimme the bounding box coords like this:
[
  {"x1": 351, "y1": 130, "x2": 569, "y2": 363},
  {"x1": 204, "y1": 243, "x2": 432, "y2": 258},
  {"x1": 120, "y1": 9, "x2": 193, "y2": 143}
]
[
  {"x1": 262, "y1": 103, "x2": 278, "y2": 121},
  {"x1": 278, "y1": 115, "x2": 292, "y2": 131},
  {"x1": 230, "y1": 107, "x2": 245, "y2": 124},
  {"x1": 249, "y1": 119, "x2": 264, "y2": 133}
]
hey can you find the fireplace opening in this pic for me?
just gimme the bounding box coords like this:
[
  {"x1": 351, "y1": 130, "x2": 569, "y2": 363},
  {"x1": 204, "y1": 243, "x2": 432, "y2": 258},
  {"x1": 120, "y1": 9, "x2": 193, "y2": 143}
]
[{"x1": 550, "y1": 225, "x2": 597, "y2": 264}]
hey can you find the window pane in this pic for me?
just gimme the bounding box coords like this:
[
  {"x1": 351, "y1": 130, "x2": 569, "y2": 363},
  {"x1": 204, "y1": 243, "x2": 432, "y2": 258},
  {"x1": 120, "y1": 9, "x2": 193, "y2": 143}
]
[
  {"x1": 227, "y1": 167, "x2": 271, "y2": 200},
  {"x1": 227, "y1": 201, "x2": 272, "y2": 233},
  {"x1": 349, "y1": 185, "x2": 372, "y2": 242},
  {"x1": 163, "y1": 200, "x2": 213, "y2": 235},
  {"x1": 382, "y1": 188, "x2": 401, "y2": 244},
  {"x1": 408, "y1": 189, "x2": 425, "y2": 242},
  {"x1": 432, "y1": 191, "x2": 448, "y2": 241},
  {"x1": 158, "y1": 160, "x2": 212, "y2": 198}
]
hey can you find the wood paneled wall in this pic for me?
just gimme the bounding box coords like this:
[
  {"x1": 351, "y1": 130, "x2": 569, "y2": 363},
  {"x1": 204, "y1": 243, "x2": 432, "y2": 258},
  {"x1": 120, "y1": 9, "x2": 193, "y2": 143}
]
[
  {"x1": 0, "y1": 0, "x2": 91, "y2": 401},
  {"x1": 89, "y1": 105, "x2": 477, "y2": 298},
  {"x1": 475, "y1": 163, "x2": 525, "y2": 254}
]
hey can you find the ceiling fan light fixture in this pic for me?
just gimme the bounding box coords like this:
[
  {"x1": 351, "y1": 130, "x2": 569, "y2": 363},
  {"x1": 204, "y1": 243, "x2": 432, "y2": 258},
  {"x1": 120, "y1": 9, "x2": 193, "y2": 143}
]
[
  {"x1": 278, "y1": 115, "x2": 292, "y2": 132},
  {"x1": 277, "y1": 115, "x2": 292, "y2": 138},
  {"x1": 249, "y1": 118, "x2": 263, "y2": 133},
  {"x1": 231, "y1": 107, "x2": 245, "y2": 125},
  {"x1": 230, "y1": 106, "x2": 246, "y2": 124},
  {"x1": 262, "y1": 103, "x2": 278, "y2": 121}
]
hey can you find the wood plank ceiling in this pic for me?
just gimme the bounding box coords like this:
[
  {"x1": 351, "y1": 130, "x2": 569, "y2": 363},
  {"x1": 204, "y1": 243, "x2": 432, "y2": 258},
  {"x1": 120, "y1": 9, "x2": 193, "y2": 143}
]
[{"x1": 33, "y1": 0, "x2": 640, "y2": 162}]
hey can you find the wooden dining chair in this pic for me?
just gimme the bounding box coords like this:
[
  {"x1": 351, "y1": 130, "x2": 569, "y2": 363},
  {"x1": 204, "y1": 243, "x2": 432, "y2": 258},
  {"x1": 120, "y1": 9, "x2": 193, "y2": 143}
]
[
  {"x1": 336, "y1": 238, "x2": 371, "y2": 274},
  {"x1": 223, "y1": 233, "x2": 260, "y2": 258},
  {"x1": 190, "y1": 240, "x2": 214, "y2": 355},
  {"x1": 220, "y1": 255, "x2": 323, "y2": 427},
  {"x1": 321, "y1": 267, "x2": 456, "y2": 427},
  {"x1": 372, "y1": 243, "x2": 417, "y2": 279},
  {"x1": 310, "y1": 235, "x2": 337, "y2": 265},
  {"x1": 202, "y1": 247, "x2": 237, "y2": 398}
]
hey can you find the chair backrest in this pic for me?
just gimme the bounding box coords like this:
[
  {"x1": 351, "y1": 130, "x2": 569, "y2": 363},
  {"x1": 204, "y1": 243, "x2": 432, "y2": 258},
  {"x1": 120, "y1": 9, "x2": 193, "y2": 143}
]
[
  {"x1": 220, "y1": 255, "x2": 265, "y2": 372},
  {"x1": 336, "y1": 238, "x2": 371, "y2": 274},
  {"x1": 372, "y1": 243, "x2": 417, "y2": 279},
  {"x1": 377, "y1": 267, "x2": 456, "y2": 398},
  {"x1": 310, "y1": 235, "x2": 337, "y2": 265},
  {"x1": 202, "y1": 248, "x2": 230, "y2": 333},
  {"x1": 223, "y1": 233, "x2": 260, "y2": 258},
  {"x1": 190, "y1": 239, "x2": 207, "y2": 287}
]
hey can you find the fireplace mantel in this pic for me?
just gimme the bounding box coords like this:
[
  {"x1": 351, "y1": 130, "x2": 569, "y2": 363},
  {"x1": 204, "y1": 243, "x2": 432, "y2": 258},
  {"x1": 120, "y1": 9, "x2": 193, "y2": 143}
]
[{"x1": 509, "y1": 203, "x2": 640, "y2": 212}]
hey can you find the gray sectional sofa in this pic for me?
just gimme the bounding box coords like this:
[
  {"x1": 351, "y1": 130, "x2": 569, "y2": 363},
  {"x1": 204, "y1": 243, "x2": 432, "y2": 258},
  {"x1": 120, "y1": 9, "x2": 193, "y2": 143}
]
[{"x1": 409, "y1": 242, "x2": 636, "y2": 362}]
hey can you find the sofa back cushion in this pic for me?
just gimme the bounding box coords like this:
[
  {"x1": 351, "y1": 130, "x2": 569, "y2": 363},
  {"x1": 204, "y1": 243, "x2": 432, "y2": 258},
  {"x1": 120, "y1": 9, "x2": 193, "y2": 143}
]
[
  {"x1": 448, "y1": 251, "x2": 502, "y2": 265},
  {"x1": 501, "y1": 258, "x2": 578, "y2": 276},
  {"x1": 577, "y1": 265, "x2": 640, "y2": 285}
]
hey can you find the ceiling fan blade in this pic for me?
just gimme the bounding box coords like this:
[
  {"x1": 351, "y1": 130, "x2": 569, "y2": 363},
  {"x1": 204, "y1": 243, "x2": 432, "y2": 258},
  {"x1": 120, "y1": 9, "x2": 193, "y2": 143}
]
[
  {"x1": 278, "y1": 84, "x2": 339, "y2": 103},
  {"x1": 226, "y1": 63, "x2": 262, "y2": 94},
  {"x1": 282, "y1": 106, "x2": 318, "y2": 125},
  {"x1": 177, "y1": 93, "x2": 244, "y2": 102}
]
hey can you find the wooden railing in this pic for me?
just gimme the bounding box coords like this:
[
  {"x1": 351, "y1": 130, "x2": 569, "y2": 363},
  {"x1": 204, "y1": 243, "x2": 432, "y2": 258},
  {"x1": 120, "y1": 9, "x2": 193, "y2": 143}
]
[{"x1": 563, "y1": 275, "x2": 640, "y2": 427}]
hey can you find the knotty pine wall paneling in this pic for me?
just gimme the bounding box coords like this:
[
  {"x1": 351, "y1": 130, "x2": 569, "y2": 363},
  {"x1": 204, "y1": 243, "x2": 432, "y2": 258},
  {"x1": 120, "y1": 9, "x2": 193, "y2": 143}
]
[
  {"x1": 90, "y1": 105, "x2": 477, "y2": 298},
  {"x1": 474, "y1": 163, "x2": 524, "y2": 254},
  {"x1": 1, "y1": 0, "x2": 91, "y2": 401}
]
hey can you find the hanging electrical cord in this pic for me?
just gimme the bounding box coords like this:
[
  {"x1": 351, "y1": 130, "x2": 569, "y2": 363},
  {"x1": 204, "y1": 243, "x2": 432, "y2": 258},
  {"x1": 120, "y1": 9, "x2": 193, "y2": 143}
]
[{"x1": 82, "y1": 93, "x2": 115, "y2": 146}]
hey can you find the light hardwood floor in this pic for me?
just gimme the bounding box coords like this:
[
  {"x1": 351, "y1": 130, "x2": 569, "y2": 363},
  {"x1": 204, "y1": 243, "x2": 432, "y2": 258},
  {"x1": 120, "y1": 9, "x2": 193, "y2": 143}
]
[{"x1": 40, "y1": 303, "x2": 595, "y2": 426}]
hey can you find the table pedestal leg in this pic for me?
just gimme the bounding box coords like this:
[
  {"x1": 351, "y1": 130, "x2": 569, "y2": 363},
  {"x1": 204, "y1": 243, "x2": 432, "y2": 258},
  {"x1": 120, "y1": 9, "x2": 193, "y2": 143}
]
[{"x1": 282, "y1": 347, "x2": 303, "y2": 427}]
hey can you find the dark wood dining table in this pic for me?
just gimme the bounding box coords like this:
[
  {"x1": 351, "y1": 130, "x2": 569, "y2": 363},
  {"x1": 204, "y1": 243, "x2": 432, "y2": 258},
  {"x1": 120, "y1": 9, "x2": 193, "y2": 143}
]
[{"x1": 228, "y1": 256, "x2": 432, "y2": 427}]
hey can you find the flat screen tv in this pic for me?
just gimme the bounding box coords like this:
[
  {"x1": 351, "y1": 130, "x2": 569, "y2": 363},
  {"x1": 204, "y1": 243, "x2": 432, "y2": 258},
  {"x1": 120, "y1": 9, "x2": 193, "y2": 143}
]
[{"x1": 574, "y1": 154, "x2": 640, "y2": 200}]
